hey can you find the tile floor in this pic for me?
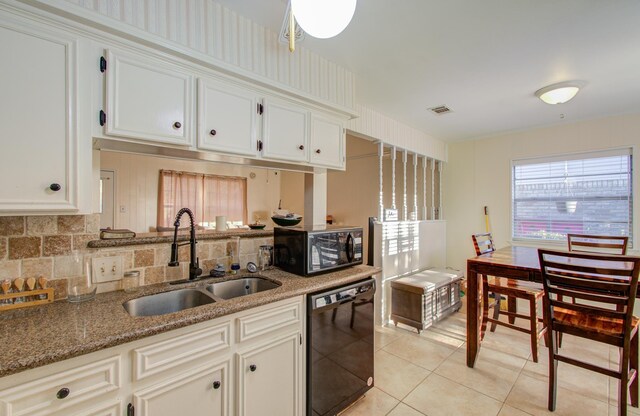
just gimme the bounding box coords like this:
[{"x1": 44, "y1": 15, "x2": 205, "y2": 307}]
[{"x1": 341, "y1": 299, "x2": 638, "y2": 416}]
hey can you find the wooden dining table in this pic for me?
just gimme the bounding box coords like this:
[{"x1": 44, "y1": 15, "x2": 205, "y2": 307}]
[
  {"x1": 466, "y1": 245, "x2": 639, "y2": 367},
  {"x1": 466, "y1": 245, "x2": 543, "y2": 368}
]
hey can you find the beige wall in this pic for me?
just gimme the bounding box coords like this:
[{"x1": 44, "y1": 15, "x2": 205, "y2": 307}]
[
  {"x1": 279, "y1": 171, "x2": 305, "y2": 217},
  {"x1": 326, "y1": 136, "x2": 380, "y2": 264},
  {"x1": 100, "y1": 152, "x2": 281, "y2": 232},
  {"x1": 444, "y1": 112, "x2": 640, "y2": 272}
]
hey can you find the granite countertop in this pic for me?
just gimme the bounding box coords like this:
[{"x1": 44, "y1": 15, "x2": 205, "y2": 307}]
[
  {"x1": 0, "y1": 265, "x2": 381, "y2": 378},
  {"x1": 87, "y1": 228, "x2": 273, "y2": 248}
]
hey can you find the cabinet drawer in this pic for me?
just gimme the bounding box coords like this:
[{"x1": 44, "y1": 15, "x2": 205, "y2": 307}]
[
  {"x1": 63, "y1": 399, "x2": 121, "y2": 416},
  {"x1": 133, "y1": 321, "x2": 230, "y2": 381},
  {"x1": 237, "y1": 301, "x2": 301, "y2": 343},
  {"x1": 0, "y1": 356, "x2": 120, "y2": 416}
]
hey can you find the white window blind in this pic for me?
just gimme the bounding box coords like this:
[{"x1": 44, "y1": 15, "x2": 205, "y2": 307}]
[{"x1": 512, "y1": 149, "x2": 632, "y2": 243}]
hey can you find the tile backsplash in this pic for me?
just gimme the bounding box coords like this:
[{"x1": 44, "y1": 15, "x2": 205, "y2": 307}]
[{"x1": 0, "y1": 215, "x2": 273, "y2": 299}]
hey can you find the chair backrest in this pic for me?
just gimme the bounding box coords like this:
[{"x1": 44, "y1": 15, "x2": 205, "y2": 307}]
[
  {"x1": 567, "y1": 234, "x2": 629, "y2": 255},
  {"x1": 472, "y1": 233, "x2": 495, "y2": 256},
  {"x1": 538, "y1": 249, "x2": 640, "y2": 344}
]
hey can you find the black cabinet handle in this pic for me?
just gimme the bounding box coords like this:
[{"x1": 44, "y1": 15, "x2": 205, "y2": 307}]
[
  {"x1": 298, "y1": 145, "x2": 304, "y2": 150},
  {"x1": 315, "y1": 149, "x2": 321, "y2": 154},
  {"x1": 249, "y1": 364, "x2": 257, "y2": 372},
  {"x1": 56, "y1": 387, "x2": 70, "y2": 399},
  {"x1": 49, "y1": 183, "x2": 62, "y2": 192},
  {"x1": 173, "y1": 121, "x2": 182, "y2": 129},
  {"x1": 213, "y1": 381, "x2": 221, "y2": 389},
  {"x1": 210, "y1": 129, "x2": 217, "y2": 136}
]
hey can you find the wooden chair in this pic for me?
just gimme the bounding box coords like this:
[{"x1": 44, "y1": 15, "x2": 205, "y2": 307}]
[
  {"x1": 568, "y1": 234, "x2": 629, "y2": 255},
  {"x1": 538, "y1": 249, "x2": 640, "y2": 416},
  {"x1": 472, "y1": 233, "x2": 547, "y2": 362},
  {"x1": 564, "y1": 234, "x2": 630, "y2": 346}
]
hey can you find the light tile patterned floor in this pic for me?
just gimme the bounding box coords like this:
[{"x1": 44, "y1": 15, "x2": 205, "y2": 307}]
[{"x1": 341, "y1": 299, "x2": 638, "y2": 416}]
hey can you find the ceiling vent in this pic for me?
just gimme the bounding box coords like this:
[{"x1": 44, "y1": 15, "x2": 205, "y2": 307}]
[{"x1": 428, "y1": 105, "x2": 453, "y2": 115}]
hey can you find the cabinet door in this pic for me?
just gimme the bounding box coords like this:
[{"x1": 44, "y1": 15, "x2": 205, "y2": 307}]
[
  {"x1": 261, "y1": 98, "x2": 309, "y2": 163},
  {"x1": 309, "y1": 114, "x2": 345, "y2": 169},
  {"x1": 0, "y1": 18, "x2": 78, "y2": 212},
  {"x1": 133, "y1": 359, "x2": 229, "y2": 416},
  {"x1": 198, "y1": 78, "x2": 259, "y2": 157},
  {"x1": 237, "y1": 332, "x2": 301, "y2": 416},
  {"x1": 105, "y1": 49, "x2": 193, "y2": 146}
]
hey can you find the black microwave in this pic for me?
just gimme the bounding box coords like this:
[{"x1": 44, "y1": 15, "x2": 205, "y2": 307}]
[{"x1": 274, "y1": 226, "x2": 363, "y2": 276}]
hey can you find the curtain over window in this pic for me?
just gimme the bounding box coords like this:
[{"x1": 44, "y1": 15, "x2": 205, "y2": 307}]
[
  {"x1": 511, "y1": 149, "x2": 633, "y2": 244},
  {"x1": 158, "y1": 170, "x2": 247, "y2": 229}
]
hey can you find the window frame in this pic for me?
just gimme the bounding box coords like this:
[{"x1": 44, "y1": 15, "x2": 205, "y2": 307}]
[{"x1": 510, "y1": 148, "x2": 633, "y2": 246}]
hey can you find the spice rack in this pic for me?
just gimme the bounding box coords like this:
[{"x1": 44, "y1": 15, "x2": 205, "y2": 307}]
[{"x1": 0, "y1": 277, "x2": 54, "y2": 311}]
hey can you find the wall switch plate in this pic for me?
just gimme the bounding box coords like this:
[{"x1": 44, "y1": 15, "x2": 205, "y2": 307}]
[{"x1": 92, "y1": 256, "x2": 124, "y2": 283}]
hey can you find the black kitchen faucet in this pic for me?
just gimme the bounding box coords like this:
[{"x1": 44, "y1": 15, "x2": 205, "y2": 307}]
[{"x1": 168, "y1": 207, "x2": 203, "y2": 281}]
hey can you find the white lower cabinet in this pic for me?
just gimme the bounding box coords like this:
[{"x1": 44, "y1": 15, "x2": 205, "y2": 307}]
[
  {"x1": 237, "y1": 333, "x2": 301, "y2": 416},
  {"x1": 0, "y1": 297, "x2": 304, "y2": 416},
  {"x1": 0, "y1": 355, "x2": 121, "y2": 416},
  {"x1": 133, "y1": 359, "x2": 230, "y2": 416}
]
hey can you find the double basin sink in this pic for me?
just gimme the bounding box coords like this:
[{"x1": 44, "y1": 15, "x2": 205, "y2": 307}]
[{"x1": 123, "y1": 276, "x2": 281, "y2": 317}]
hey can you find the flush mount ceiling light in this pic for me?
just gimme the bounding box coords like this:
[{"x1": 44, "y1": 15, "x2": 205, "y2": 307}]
[
  {"x1": 535, "y1": 82, "x2": 583, "y2": 105},
  {"x1": 291, "y1": 0, "x2": 357, "y2": 39}
]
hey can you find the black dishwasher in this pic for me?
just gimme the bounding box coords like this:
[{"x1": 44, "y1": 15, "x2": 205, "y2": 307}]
[{"x1": 307, "y1": 278, "x2": 376, "y2": 416}]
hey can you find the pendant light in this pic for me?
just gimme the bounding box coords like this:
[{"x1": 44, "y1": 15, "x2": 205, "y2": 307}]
[{"x1": 291, "y1": 0, "x2": 357, "y2": 39}]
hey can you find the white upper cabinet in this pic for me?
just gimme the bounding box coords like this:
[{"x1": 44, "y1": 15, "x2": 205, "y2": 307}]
[
  {"x1": 309, "y1": 114, "x2": 345, "y2": 169},
  {"x1": 261, "y1": 98, "x2": 309, "y2": 163},
  {"x1": 0, "y1": 15, "x2": 81, "y2": 212},
  {"x1": 104, "y1": 49, "x2": 194, "y2": 146},
  {"x1": 197, "y1": 78, "x2": 259, "y2": 157}
]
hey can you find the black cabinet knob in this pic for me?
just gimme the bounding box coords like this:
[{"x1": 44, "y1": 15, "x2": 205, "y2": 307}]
[
  {"x1": 249, "y1": 364, "x2": 257, "y2": 372},
  {"x1": 210, "y1": 129, "x2": 217, "y2": 136},
  {"x1": 213, "y1": 381, "x2": 221, "y2": 389},
  {"x1": 56, "y1": 387, "x2": 70, "y2": 399},
  {"x1": 173, "y1": 121, "x2": 182, "y2": 129},
  {"x1": 315, "y1": 149, "x2": 321, "y2": 154},
  {"x1": 298, "y1": 145, "x2": 304, "y2": 150},
  {"x1": 49, "y1": 183, "x2": 62, "y2": 192}
]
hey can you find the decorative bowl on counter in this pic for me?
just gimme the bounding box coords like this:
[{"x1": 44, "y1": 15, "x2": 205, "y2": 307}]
[
  {"x1": 248, "y1": 223, "x2": 267, "y2": 230},
  {"x1": 271, "y1": 215, "x2": 302, "y2": 227}
]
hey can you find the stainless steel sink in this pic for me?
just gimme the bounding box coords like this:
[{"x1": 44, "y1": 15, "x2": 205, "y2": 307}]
[
  {"x1": 123, "y1": 288, "x2": 216, "y2": 317},
  {"x1": 205, "y1": 277, "x2": 281, "y2": 300}
]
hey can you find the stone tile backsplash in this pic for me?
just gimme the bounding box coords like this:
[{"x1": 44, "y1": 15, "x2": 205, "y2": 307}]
[{"x1": 0, "y1": 214, "x2": 273, "y2": 299}]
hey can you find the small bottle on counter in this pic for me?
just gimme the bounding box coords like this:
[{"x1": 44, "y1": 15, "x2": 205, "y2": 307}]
[
  {"x1": 122, "y1": 270, "x2": 140, "y2": 293},
  {"x1": 230, "y1": 263, "x2": 240, "y2": 275}
]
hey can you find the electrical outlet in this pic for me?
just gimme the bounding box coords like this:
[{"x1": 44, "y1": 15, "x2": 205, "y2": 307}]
[{"x1": 92, "y1": 256, "x2": 124, "y2": 283}]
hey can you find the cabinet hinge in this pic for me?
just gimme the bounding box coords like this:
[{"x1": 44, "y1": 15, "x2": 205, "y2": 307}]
[
  {"x1": 257, "y1": 103, "x2": 264, "y2": 115},
  {"x1": 100, "y1": 56, "x2": 107, "y2": 73},
  {"x1": 99, "y1": 110, "x2": 106, "y2": 126},
  {"x1": 257, "y1": 140, "x2": 263, "y2": 152},
  {"x1": 127, "y1": 403, "x2": 135, "y2": 416}
]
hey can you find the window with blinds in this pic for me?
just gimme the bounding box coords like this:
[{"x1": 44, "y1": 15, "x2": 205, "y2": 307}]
[{"x1": 511, "y1": 149, "x2": 632, "y2": 243}]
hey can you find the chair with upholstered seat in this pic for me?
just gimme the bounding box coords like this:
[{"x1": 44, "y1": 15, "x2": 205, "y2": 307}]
[
  {"x1": 472, "y1": 233, "x2": 547, "y2": 362},
  {"x1": 538, "y1": 249, "x2": 640, "y2": 416}
]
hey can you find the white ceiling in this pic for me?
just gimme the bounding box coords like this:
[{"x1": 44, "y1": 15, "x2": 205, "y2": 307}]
[{"x1": 214, "y1": 0, "x2": 640, "y2": 142}]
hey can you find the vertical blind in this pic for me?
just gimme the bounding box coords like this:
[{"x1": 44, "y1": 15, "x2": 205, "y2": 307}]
[
  {"x1": 512, "y1": 149, "x2": 632, "y2": 243},
  {"x1": 158, "y1": 170, "x2": 247, "y2": 229}
]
